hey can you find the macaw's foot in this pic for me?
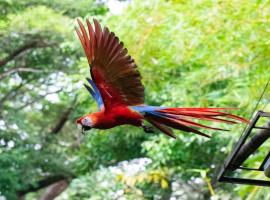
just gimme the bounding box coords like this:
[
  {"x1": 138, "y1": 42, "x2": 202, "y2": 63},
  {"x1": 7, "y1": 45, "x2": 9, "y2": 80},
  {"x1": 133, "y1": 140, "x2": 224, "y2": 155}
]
[{"x1": 142, "y1": 125, "x2": 154, "y2": 133}]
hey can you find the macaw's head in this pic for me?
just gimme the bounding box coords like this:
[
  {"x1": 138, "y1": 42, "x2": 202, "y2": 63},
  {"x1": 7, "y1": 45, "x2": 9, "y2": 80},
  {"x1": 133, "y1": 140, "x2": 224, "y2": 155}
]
[{"x1": 76, "y1": 115, "x2": 93, "y2": 134}]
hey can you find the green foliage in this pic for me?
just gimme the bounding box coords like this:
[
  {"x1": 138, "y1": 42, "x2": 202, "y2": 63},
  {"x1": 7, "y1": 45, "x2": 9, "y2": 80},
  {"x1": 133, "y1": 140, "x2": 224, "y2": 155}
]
[
  {"x1": 73, "y1": 128, "x2": 147, "y2": 174},
  {"x1": 0, "y1": 0, "x2": 269, "y2": 199},
  {"x1": 0, "y1": 0, "x2": 107, "y2": 18}
]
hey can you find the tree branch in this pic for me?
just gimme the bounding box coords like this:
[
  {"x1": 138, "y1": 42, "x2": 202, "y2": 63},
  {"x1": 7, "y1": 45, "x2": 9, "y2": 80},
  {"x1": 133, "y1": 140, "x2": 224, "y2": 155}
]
[
  {"x1": 39, "y1": 180, "x2": 69, "y2": 200},
  {"x1": 16, "y1": 97, "x2": 78, "y2": 198},
  {"x1": 0, "y1": 78, "x2": 35, "y2": 118},
  {"x1": 0, "y1": 83, "x2": 24, "y2": 104},
  {"x1": 50, "y1": 96, "x2": 78, "y2": 134},
  {"x1": 17, "y1": 176, "x2": 69, "y2": 197},
  {"x1": 0, "y1": 67, "x2": 42, "y2": 81},
  {"x1": 0, "y1": 40, "x2": 56, "y2": 68},
  {"x1": 16, "y1": 89, "x2": 62, "y2": 111}
]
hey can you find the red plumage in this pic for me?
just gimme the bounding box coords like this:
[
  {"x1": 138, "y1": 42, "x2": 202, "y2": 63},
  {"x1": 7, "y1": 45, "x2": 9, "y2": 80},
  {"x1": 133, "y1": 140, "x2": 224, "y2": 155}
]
[
  {"x1": 75, "y1": 19, "x2": 248, "y2": 138},
  {"x1": 77, "y1": 106, "x2": 143, "y2": 129}
]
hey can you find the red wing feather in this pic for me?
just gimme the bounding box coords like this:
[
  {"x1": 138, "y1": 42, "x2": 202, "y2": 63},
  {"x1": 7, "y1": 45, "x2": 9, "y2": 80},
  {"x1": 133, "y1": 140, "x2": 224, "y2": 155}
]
[{"x1": 76, "y1": 19, "x2": 145, "y2": 110}]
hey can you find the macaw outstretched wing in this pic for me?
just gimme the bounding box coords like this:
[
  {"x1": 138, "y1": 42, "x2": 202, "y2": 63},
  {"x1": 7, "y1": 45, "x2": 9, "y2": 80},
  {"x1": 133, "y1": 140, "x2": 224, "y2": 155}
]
[{"x1": 76, "y1": 18, "x2": 145, "y2": 110}]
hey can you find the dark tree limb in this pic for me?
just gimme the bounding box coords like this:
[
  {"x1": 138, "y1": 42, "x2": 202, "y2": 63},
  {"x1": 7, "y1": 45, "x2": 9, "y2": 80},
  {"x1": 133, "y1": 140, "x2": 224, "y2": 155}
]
[
  {"x1": 15, "y1": 96, "x2": 78, "y2": 199},
  {"x1": 0, "y1": 82, "x2": 24, "y2": 105},
  {"x1": 38, "y1": 179, "x2": 69, "y2": 200},
  {"x1": 0, "y1": 67, "x2": 42, "y2": 81},
  {"x1": 0, "y1": 79, "x2": 33, "y2": 118},
  {"x1": 50, "y1": 96, "x2": 77, "y2": 134},
  {"x1": 0, "y1": 77, "x2": 41, "y2": 118},
  {"x1": 15, "y1": 88, "x2": 63, "y2": 111},
  {"x1": 50, "y1": 106, "x2": 74, "y2": 134},
  {"x1": 0, "y1": 40, "x2": 56, "y2": 68},
  {"x1": 17, "y1": 176, "x2": 69, "y2": 197}
]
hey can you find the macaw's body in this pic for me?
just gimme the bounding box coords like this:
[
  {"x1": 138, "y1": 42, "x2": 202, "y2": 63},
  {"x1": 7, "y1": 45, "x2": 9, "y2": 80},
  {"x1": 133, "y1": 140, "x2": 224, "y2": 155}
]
[
  {"x1": 75, "y1": 19, "x2": 248, "y2": 138},
  {"x1": 84, "y1": 106, "x2": 143, "y2": 129}
]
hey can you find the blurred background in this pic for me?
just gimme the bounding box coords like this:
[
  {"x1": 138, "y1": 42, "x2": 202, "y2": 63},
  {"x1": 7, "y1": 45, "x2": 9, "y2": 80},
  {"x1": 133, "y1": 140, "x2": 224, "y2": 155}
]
[{"x1": 0, "y1": 0, "x2": 269, "y2": 199}]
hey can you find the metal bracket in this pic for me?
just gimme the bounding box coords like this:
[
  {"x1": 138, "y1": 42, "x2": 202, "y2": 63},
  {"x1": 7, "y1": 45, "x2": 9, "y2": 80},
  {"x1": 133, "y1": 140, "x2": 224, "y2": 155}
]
[{"x1": 218, "y1": 111, "x2": 270, "y2": 186}]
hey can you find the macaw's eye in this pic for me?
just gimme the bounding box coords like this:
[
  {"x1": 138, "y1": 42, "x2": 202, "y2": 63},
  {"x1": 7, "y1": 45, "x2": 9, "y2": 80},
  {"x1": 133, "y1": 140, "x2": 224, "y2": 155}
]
[{"x1": 81, "y1": 117, "x2": 92, "y2": 127}]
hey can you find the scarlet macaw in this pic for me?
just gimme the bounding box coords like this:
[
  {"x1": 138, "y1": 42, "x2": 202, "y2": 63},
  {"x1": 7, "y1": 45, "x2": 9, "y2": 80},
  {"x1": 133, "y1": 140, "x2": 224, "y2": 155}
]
[{"x1": 75, "y1": 19, "x2": 248, "y2": 138}]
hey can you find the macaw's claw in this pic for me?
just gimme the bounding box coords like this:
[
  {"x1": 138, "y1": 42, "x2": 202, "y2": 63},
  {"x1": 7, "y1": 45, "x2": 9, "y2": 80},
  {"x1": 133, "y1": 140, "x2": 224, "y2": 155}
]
[{"x1": 143, "y1": 125, "x2": 154, "y2": 133}]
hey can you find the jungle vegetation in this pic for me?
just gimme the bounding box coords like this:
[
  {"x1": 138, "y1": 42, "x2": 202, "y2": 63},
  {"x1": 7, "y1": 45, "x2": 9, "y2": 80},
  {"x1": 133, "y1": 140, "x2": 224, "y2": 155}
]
[{"x1": 0, "y1": 0, "x2": 269, "y2": 199}]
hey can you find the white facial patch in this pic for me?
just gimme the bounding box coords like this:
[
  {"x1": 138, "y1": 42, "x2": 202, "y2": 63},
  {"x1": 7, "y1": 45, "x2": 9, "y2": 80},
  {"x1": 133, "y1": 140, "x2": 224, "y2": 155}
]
[{"x1": 81, "y1": 117, "x2": 92, "y2": 127}]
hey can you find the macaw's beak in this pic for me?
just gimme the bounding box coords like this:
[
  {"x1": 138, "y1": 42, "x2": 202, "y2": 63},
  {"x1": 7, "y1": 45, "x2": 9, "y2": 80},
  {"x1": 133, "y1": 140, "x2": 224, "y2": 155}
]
[
  {"x1": 77, "y1": 123, "x2": 91, "y2": 134},
  {"x1": 83, "y1": 126, "x2": 92, "y2": 131},
  {"x1": 82, "y1": 125, "x2": 92, "y2": 135}
]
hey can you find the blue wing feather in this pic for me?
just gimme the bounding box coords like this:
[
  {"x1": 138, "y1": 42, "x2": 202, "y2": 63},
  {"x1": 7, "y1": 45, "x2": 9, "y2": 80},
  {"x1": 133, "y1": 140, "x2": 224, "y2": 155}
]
[
  {"x1": 83, "y1": 83, "x2": 97, "y2": 101},
  {"x1": 84, "y1": 77, "x2": 104, "y2": 110},
  {"x1": 130, "y1": 105, "x2": 164, "y2": 113}
]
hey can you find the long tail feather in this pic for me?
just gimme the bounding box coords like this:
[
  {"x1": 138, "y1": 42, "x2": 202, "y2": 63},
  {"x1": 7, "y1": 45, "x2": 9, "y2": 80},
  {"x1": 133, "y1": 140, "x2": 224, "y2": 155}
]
[
  {"x1": 145, "y1": 110, "x2": 211, "y2": 138},
  {"x1": 197, "y1": 116, "x2": 238, "y2": 124},
  {"x1": 159, "y1": 108, "x2": 249, "y2": 123},
  {"x1": 146, "y1": 117, "x2": 176, "y2": 139},
  {"x1": 133, "y1": 106, "x2": 248, "y2": 139}
]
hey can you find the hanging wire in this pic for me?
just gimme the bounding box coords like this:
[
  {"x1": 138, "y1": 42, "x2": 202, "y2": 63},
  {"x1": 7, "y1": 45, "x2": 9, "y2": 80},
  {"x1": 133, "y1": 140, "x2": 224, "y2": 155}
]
[
  {"x1": 262, "y1": 80, "x2": 270, "y2": 112},
  {"x1": 240, "y1": 76, "x2": 270, "y2": 137},
  {"x1": 251, "y1": 76, "x2": 270, "y2": 118}
]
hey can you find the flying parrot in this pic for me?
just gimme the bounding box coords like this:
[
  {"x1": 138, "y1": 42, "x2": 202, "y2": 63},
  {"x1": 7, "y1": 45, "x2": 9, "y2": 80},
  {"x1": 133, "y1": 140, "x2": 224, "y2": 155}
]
[{"x1": 75, "y1": 19, "x2": 248, "y2": 138}]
